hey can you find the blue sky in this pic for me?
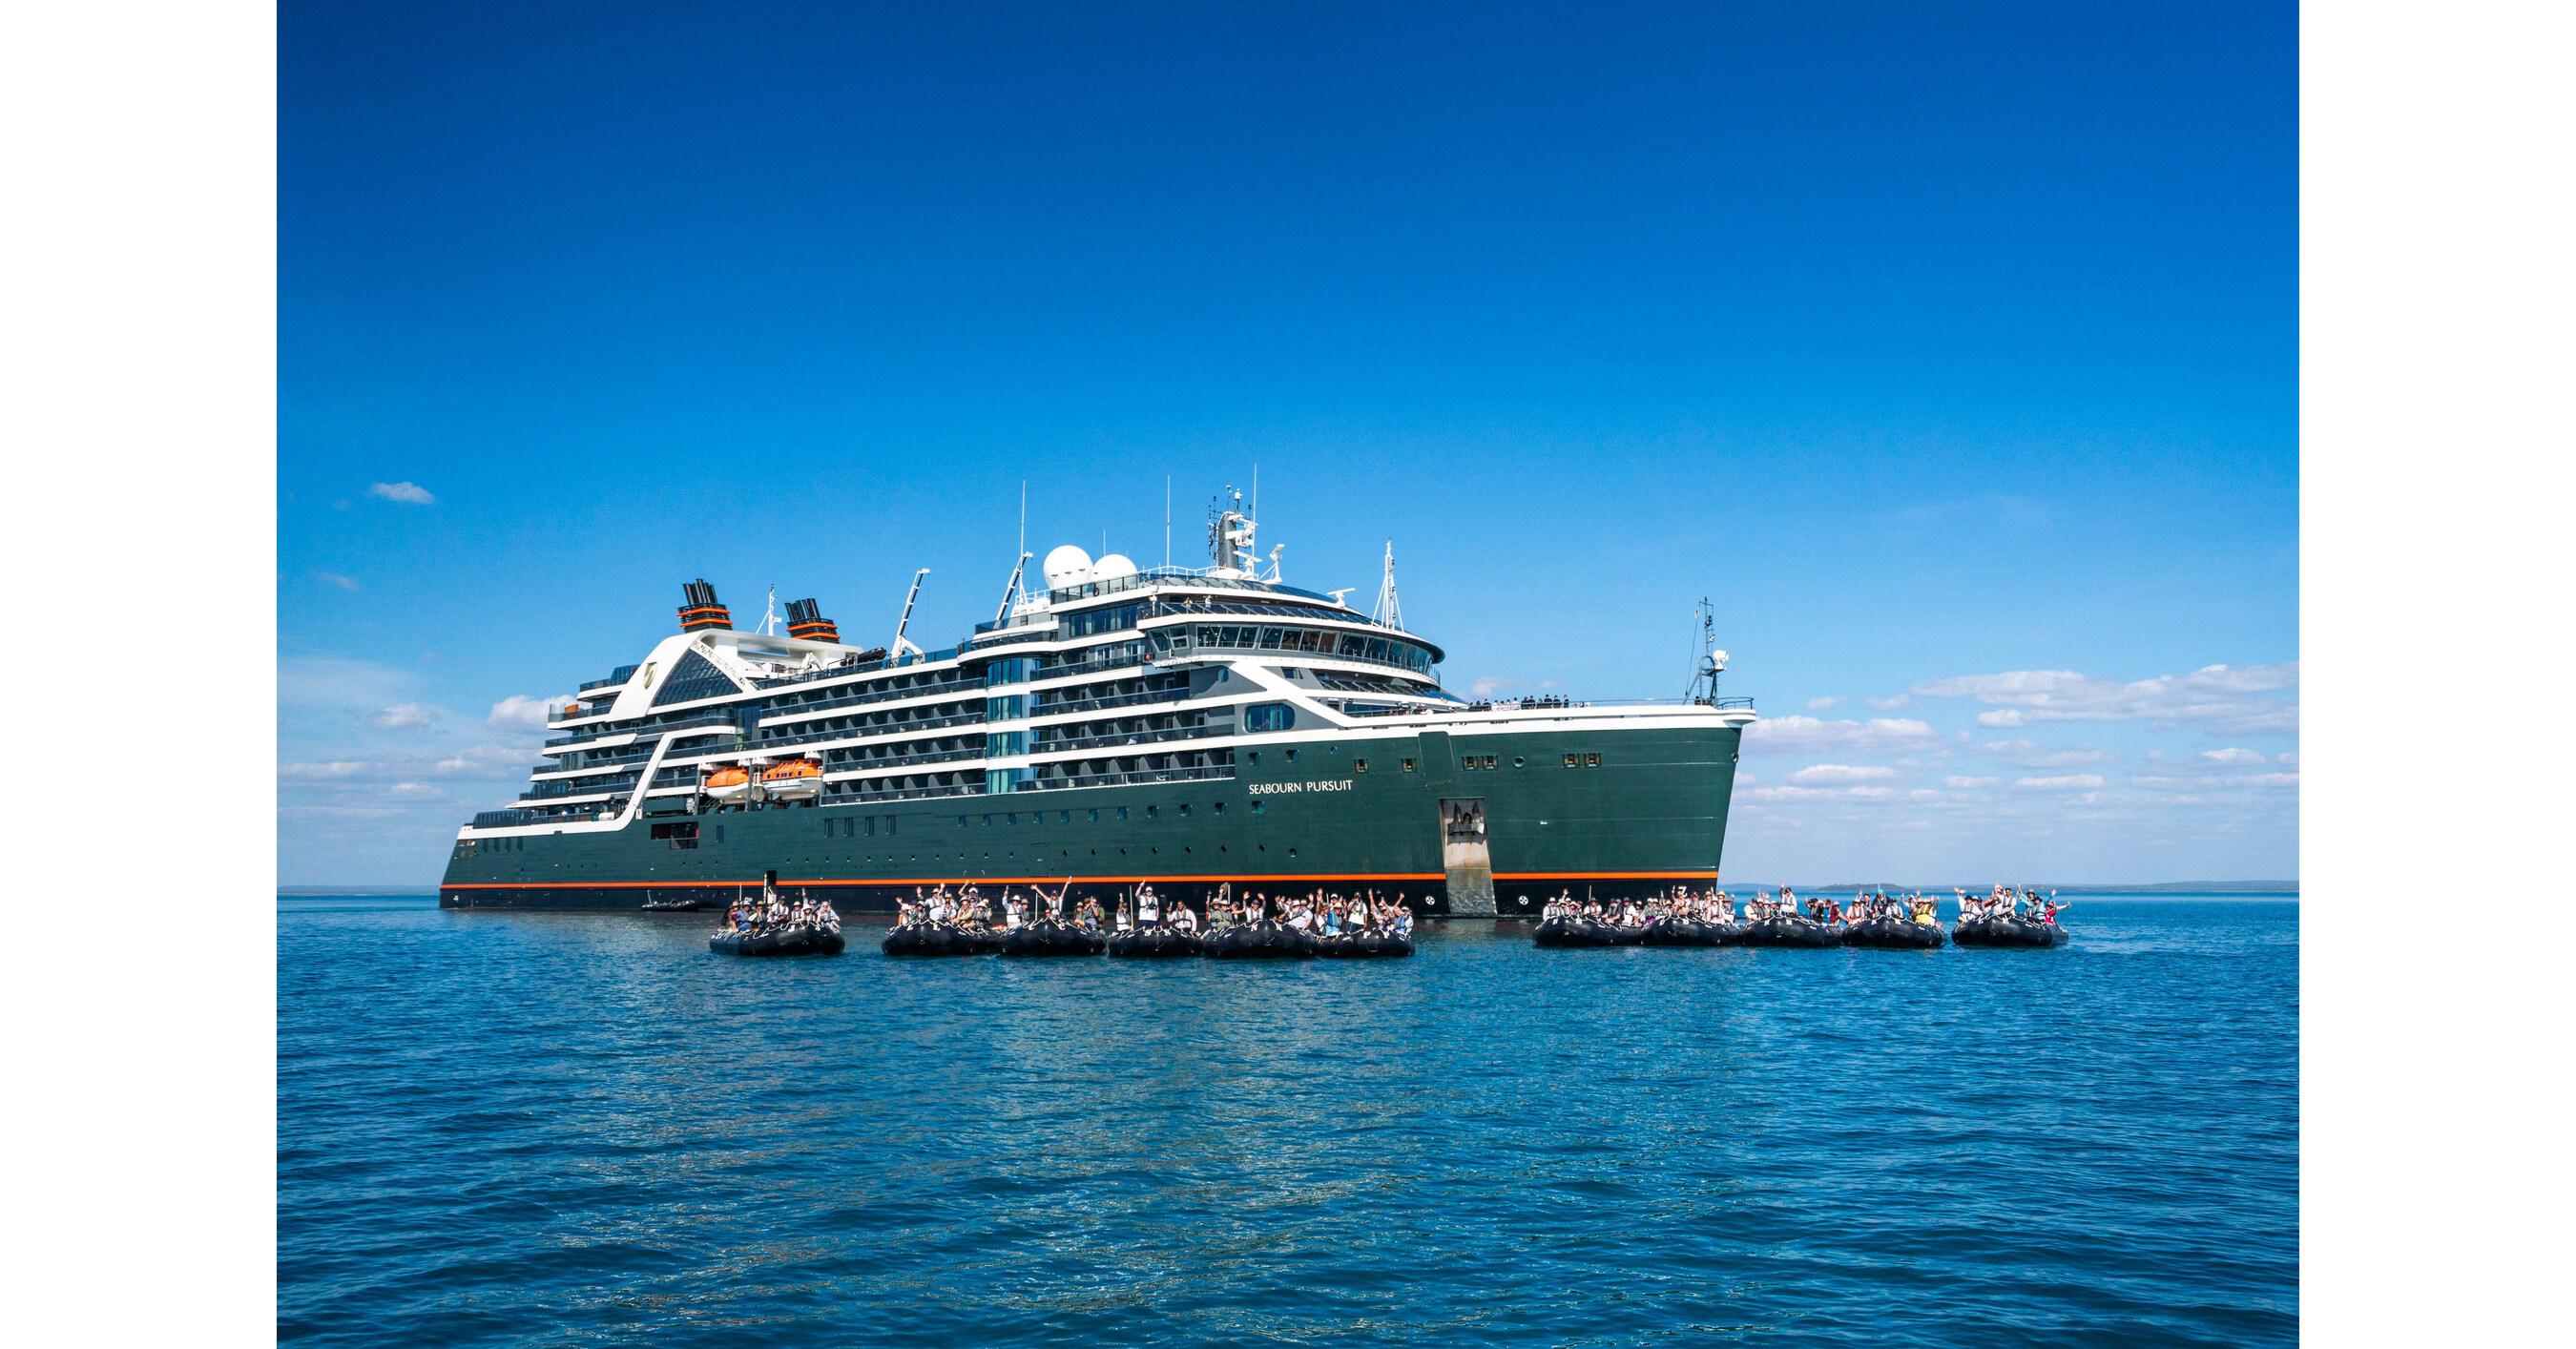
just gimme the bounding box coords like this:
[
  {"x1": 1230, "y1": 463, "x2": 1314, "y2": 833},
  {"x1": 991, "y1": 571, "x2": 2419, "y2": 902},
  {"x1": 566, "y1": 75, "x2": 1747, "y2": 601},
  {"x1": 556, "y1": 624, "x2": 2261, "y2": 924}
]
[{"x1": 280, "y1": 1, "x2": 2296, "y2": 885}]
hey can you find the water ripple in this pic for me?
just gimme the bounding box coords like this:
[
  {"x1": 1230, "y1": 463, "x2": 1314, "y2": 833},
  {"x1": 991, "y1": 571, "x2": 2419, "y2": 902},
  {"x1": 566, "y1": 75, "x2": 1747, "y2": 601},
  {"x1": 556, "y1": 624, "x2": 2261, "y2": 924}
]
[{"x1": 280, "y1": 898, "x2": 2296, "y2": 1346}]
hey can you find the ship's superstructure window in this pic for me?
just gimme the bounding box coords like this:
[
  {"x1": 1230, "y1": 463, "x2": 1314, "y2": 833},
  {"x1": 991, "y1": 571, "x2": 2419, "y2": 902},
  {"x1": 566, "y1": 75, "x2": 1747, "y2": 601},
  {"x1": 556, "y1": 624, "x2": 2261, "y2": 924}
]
[
  {"x1": 1355, "y1": 759, "x2": 1368, "y2": 772},
  {"x1": 1587, "y1": 754, "x2": 1601, "y2": 767},
  {"x1": 1243, "y1": 703, "x2": 1294, "y2": 734},
  {"x1": 651, "y1": 649, "x2": 741, "y2": 707},
  {"x1": 1060, "y1": 603, "x2": 1143, "y2": 638},
  {"x1": 1402, "y1": 758, "x2": 1417, "y2": 772}
]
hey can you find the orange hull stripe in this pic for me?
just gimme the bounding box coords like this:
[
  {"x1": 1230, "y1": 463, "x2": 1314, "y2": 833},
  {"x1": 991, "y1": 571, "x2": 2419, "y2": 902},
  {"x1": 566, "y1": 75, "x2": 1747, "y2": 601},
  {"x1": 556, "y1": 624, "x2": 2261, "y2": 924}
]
[{"x1": 440, "y1": 869, "x2": 1714, "y2": 890}]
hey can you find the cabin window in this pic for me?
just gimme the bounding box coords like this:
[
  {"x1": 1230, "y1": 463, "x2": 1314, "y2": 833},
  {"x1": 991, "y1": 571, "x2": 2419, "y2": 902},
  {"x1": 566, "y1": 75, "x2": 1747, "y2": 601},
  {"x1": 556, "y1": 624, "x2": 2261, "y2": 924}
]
[
  {"x1": 1587, "y1": 754, "x2": 1601, "y2": 767},
  {"x1": 960, "y1": 816, "x2": 970, "y2": 827},
  {"x1": 1402, "y1": 758, "x2": 1417, "y2": 772},
  {"x1": 1482, "y1": 756, "x2": 1498, "y2": 769},
  {"x1": 1247, "y1": 752, "x2": 1259, "y2": 766},
  {"x1": 1089, "y1": 809, "x2": 1099, "y2": 821},
  {"x1": 1147, "y1": 805, "x2": 1159, "y2": 820},
  {"x1": 1461, "y1": 758, "x2": 1476, "y2": 772},
  {"x1": 1059, "y1": 811, "x2": 1070, "y2": 823},
  {"x1": 1178, "y1": 804, "x2": 1191, "y2": 817},
  {"x1": 1354, "y1": 759, "x2": 1367, "y2": 773},
  {"x1": 1213, "y1": 801, "x2": 1224, "y2": 815},
  {"x1": 1563, "y1": 754, "x2": 1579, "y2": 768},
  {"x1": 1252, "y1": 799, "x2": 1264, "y2": 814},
  {"x1": 1117, "y1": 807, "x2": 1130, "y2": 820},
  {"x1": 1285, "y1": 749, "x2": 1299, "y2": 763}
]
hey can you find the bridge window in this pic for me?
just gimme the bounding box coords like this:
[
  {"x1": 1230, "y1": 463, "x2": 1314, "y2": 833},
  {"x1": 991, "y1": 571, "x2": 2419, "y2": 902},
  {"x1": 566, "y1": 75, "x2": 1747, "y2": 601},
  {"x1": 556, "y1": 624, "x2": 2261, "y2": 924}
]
[{"x1": 1244, "y1": 704, "x2": 1295, "y2": 734}]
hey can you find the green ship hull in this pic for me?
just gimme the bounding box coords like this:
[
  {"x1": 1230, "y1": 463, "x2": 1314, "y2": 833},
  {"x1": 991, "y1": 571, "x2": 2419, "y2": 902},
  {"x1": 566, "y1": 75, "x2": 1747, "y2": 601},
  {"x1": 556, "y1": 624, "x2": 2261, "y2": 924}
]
[{"x1": 440, "y1": 720, "x2": 1743, "y2": 916}]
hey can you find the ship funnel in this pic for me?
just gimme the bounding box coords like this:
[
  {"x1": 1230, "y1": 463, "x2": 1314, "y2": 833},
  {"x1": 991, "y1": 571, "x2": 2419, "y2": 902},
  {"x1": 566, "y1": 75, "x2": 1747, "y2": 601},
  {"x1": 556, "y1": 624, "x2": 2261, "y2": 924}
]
[
  {"x1": 785, "y1": 597, "x2": 840, "y2": 643},
  {"x1": 678, "y1": 579, "x2": 734, "y2": 632}
]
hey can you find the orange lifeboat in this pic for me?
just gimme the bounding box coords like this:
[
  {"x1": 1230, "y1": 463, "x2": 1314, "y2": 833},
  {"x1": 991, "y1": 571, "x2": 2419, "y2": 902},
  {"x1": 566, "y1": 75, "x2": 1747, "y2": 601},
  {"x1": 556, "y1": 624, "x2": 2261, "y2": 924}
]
[
  {"x1": 702, "y1": 764, "x2": 753, "y2": 802},
  {"x1": 760, "y1": 758, "x2": 824, "y2": 801}
]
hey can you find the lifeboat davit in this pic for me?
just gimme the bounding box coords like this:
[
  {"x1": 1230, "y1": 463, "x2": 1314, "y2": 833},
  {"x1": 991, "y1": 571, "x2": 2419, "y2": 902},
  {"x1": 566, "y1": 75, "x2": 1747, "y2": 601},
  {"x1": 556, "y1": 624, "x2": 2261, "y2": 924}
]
[
  {"x1": 702, "y1": 764, "x2": 753, "y2": 802},
  {"x1": 760, "y1": 758, "x2": 824, "y2": 801}
]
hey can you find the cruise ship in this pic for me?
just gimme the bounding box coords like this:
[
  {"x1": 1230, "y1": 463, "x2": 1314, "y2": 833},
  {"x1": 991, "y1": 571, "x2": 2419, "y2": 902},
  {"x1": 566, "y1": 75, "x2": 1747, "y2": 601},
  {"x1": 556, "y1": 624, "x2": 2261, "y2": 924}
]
[{"x1": 438, "y1": 490, "x2": 1755, "y2": 918}]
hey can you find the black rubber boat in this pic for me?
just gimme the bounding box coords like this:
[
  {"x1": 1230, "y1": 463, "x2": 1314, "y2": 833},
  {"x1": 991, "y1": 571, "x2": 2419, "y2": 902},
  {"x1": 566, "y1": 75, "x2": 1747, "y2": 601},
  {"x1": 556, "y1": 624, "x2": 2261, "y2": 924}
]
[
  {"x1": 1108, "y1": 926, "x2": 1205, "y2": 958},
  {"x1": 1736, "y1": 916, "x2": 1842, "y2": 948},
  {"x1": 709, "y1": 923, "x2": 846, "y2": 957},
  {"x1": 1001, "y1": 920, "x2": 1107, "y2": 957},
  {"x1": 1531, "y1": 917, "x2": 1615, "y2": 948},
  {"x1": 1952, "y1": 916, "x2": 2070, "y2": 948},
  {"x1": 1604, "y1": 923, "x2": 1647, "y2": 946},
  {"x1": 882, "y1": 922, "x2": 998, "y2": 957},
  {"x1": 1316, "y1": 929, "x2": 1416, "y2": 959},
  {"x1": 1206, "y1": 920, "x2": 1318, "y2": 960},
  {"x1": 1641, "y1": 918, "x2": 1728, "y2": 947},
  {"x1": 1842, "y1": 917, "x2": 1948, "y2": 949}
]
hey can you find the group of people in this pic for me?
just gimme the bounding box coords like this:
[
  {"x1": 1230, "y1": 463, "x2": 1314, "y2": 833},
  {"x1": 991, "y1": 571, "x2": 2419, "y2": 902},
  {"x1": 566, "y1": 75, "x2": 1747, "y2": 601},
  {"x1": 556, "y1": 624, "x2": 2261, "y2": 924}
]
[
  {"x1": 892, "y1": 882, "x2": 1415, "y2": 939},
  {"x1": 1958, "y1": 886, "x2": 2067, "y2": 924},
  {"x1": 1204, "y1": 889, "x2": 1414, "y2": 939},
  {"x1": 720, "y1": 890, "x2": 840, "y2": 934},
  {"x1": 1535, "y1": 883, "x2": 2055, "y2": 927}
]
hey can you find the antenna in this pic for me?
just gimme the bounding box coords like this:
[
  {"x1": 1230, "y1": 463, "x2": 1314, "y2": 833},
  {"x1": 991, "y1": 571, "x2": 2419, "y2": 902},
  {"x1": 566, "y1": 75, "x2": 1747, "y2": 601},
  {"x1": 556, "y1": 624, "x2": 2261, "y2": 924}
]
[
  {"x1": 892, "y1": 568, "x2": 930, "y2": 663},
  {"x1": 1164, "y1": 476, "x2": 1171, "y2": 571},
  {"x1": 762, "y1": 585, "x2": 778, "y2": 635},
  {"x1": 1371, "y1": 540, "x2": 1405, "y2": 631}
]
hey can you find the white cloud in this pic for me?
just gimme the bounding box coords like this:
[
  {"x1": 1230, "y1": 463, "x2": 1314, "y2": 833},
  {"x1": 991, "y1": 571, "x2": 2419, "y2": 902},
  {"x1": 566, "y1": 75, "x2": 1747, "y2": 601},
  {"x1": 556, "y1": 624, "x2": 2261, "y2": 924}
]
[
  {"x1": 315, "y1": 572, "x2": 361, "y2": 591},
  {"x1": 2014, "y1": 775, "x2": 2106, "y2": 790},
  {"x1": 368, "y1": 703, "x2": 435, "y2": 731},
  {"x1": 1978, "y1": 738, "x2": 2112, "y2": 768},
  {"x1": 1866, "y1": 695, "x2": 1911, "y2": 710},
  {"x1": 2233, "y1": 772, "x2": 2300, "y2": 787},
  {"x1": 1806, "y1": 696, "x2": 1844, "y2": 710},
  {"x1": 1847, "y1": 786, "x2": 1897, "y2": 799},
  {"x1": 1744, "y1": 716, "x2": 1942, "y2": 756},
  {"x1": 1790, "y1": 763, "x2": 1899, "y2": 784},
  {"x1": 280, "y1": 760, "x2": 377, "y2": 778},
  {"x1": 435, "y1": 744, "x2": 537, "y2": 777},
  {"x1": 1907, "y1": 789, "x2": 1943, "y2": 801},
  {"x1": 1942, "y1": 776, "x2": 2001, "y2": 788},
  {"x1": 488, "y1": 695, "x2": 571, "y2": 732},
  {"x1": 1912, "y1": 662, "x2": 2299, "y2": 736},
  {"x1": 2201, "y1": 748, "x2": 2266, "y2": 765},
  {"x1": 367, "y1": 481, "x2": 436, "y2": 505}
]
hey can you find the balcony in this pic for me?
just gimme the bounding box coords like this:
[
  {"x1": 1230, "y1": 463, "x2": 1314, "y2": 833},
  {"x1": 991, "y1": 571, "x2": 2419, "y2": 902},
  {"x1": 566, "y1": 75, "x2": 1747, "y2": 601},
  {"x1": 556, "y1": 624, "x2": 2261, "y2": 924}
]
[
  {"x1": 1033, "y1": 687, "x2": 1195, "y2": 718},
  {"x1": 1021, "y1": 764, "x2": 1238, "y2": 792},
  {"x1": 1032, "y1": 722, "x2": 1231, "y2": 755},
  {"x1": 824, "y1": 746, "x2": 987, "y2": 773}
]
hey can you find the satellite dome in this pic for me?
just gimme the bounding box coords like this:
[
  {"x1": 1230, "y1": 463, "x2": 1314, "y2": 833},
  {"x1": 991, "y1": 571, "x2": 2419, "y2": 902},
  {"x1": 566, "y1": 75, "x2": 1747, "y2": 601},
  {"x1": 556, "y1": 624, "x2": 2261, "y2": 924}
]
[
  {"x1": 1092, "y1": 553, "x2": 1138, "y2": 583},
  {"x1": 1042, "y1": 545, "x2": 1094, "y2": 591}
]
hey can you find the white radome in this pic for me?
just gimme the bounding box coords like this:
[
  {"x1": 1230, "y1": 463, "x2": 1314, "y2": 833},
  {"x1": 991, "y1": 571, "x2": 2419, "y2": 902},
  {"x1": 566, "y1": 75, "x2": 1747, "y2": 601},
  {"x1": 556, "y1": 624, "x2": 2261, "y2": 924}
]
[
  {"x1": 1042, "y1": 544, "x2": 1094, "y2": 590},
  {"x1": 1092, "y1": 552, "x2": 1138, "y2": 583}
]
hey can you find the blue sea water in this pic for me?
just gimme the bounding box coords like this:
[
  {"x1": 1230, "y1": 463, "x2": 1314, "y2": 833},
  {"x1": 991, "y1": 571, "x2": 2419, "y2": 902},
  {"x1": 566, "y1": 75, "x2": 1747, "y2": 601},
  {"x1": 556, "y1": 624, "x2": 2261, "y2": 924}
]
[{"x1": 278, "y1": 897, "x2": 2296, "y2": 1347}]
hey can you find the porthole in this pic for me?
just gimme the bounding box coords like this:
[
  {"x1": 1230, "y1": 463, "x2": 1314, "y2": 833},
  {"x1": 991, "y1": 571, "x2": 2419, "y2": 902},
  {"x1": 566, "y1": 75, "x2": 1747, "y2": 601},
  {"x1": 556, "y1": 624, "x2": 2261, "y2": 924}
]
[{"x1": 1513, "y1": 757, "x2": 1526, "y2": 769}]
